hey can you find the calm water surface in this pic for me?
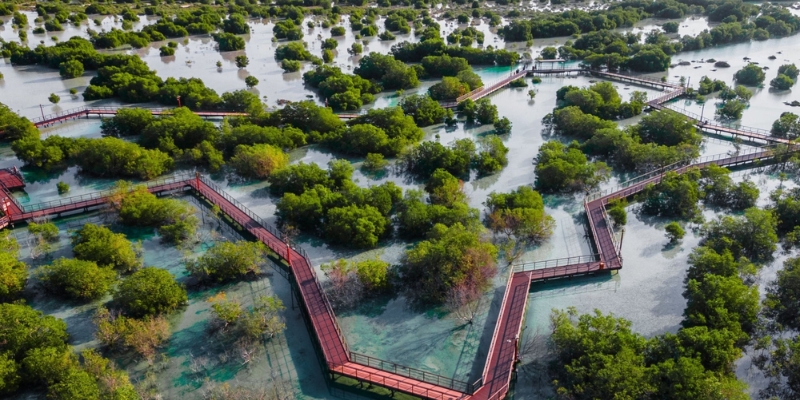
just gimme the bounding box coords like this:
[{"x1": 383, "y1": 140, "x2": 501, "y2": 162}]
[{"x1": 2, "y1": 12, "x2": 798, "y2": 398}]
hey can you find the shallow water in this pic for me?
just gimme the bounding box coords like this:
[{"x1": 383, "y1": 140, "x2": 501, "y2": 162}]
[{"x1": 2, "y1": 10, "x2": 799, "y2": 398}]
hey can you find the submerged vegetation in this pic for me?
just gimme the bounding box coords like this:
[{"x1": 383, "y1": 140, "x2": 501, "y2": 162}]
[{"x1": 3, "y1": 0, "x2": 800, "y2": 397}]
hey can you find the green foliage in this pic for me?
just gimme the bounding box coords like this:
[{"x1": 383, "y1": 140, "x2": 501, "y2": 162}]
[
  {"x1": 764, "y1": 257, "x2": 800, "y2": 331},
  {"x1": 716, "y1": 99, "x2": 746, "y2": 120},
  {"x1": 401, "y1": 223, "x2": 497, "y2": 304},
  {"x1": 395, "y1": 189, "x2": 479, "y2": 240},
  {"x1": 550, "y1": 308, "x2": 654, "y2": 398},
  {"x1": 140, "y1": 107, "x2": 218, "y2": 156},
  {"x1": 362, "y1": 153, "x2": 388, "y2": 171},
  {"x1": 771, "y1": 112, "x2": 800, "y2": 139},
  {"x1": 0, "y1": 303, "x2": 68, "y2": 361},
  {"x1": 114, "y1": 267, "x2": 187, "y2": 317},
  {"x1": 268, "y1": 162, "x2": 335, "y2": 196},
  {"x1": 71, "y1": 224, "x2": 140, "y2": 273},
  {"x1": 221, "y1": 123, "x2": 306, "y2": 152},
  {"x1": 551, "y1": 106, "x2": 617, "y2": 140},
  {"x1": 778, "y1": 63, "x2": 800, "y2": 80},
  {"x1": 78, "y1": 137, "x2": 173, "y2": 179},
  {"x1": 770, "y1": 73, "x2": 795, "y2": 90},
  {"x1": 324, "y1": 107, "x2": 423, "y2": 156},
  {"x1": 244, "y1": 75, "x2": 259, "y2": 89},
  {"x1": 401, "y1": 139, "x2": 476, "y2": 178},
  {"x1": 212, "y1": 32, "x2": 245, "y2": 51},
  {"x1": 275, "y1": 162, "x2": 402, "y2": 249},
  {"x1": 324, "y1": 205, "x2": 389, "y2": 248},
  {"x1": 606, "y1": 198, "x2": 628, "y2": 227},
  {"x1": 662, "y1": 21, "x2": 679, "y2": 33},
  {"x1": 36, "y1": 258, "x2": 116, "y2": 300},
  {"x1": 426, "y1": 169, "x2": 466, "y2": 207},
  {"x1": 56, "y1": 181, "x2": 69, "y2": 194},
  {"x1": 475, "y1": 135, "x2": 508, "y2": 175},
  {"x1": 558, "y1": 82, "x2": 644, "y2": 120},
  {"x1": 354, "y1": 52, "x2": 420, "y2": 90},
  {"x1": 683, "y1": 273, "x2": 759, "y2": 340},
  {"x1": 48, "y1": 93, "x2": 60, "y2": 104},
  {"x1": 223, "y1": 14, "x2": 250, "y2": 35},
  {"x1": 28, "y1": 222, "x2": 59, "y2": 242},
  {"x1": 235, "y1": 55, "x2": 249, "y2": 68},
  {"x1": 322, "y1": 49, "x2": 334, "y2": 63},
  {"x1": 349, "y1": 42, "x2": 363, "y2": 55},
  {"x1": 734, "y1": 64, "x2": 766, "y2": 85},
  {"x1": 355, "y1": 258, "x2": 391, "y2": 292},
  {"x1": 627, "y1": 45, "x2": 672, "y2": 72},
  {"x1": 484, "y1": 186, "x2": 554, "y2": 243},
  {"x1": 700, "y1": 208, "x2": 778, "y2": 261},
  {"x1": 209, "y1": 294, "x2": 286, "y2": 339},
  {"x1": 698, "y1": 76, "x2": 728, "y2": 95},
  {"x1": 93, "y1": 308, "x2": 170, "y2": 363},
  {"x1": 58, "y1": 60, "x2": 83, "y2": 79},
  {"x1": 641, "y1": 169, "x2": 701, "y2": 219},
  {"x1": 420, "y1": 55, "x2": 471, "y2": 77},
  {"x1": 115, "y1": 185, "x2": 198, "y2": 244},
  {"x1": 229, "y1": 144, "x2": 289, "y2": 179},
  {"x1": 549, "y1": 308, "x2": 749, "y2": 400},
  {"x1": 494, "y1": 116, "x2": 512, "y2": 135},
  {"x1": 186, "y1": 241, "x2": 266, "y2": 283},
  {"x1": 399, "y1": 94, "x2": 447, "y2": 127},
  {"x1": 540, "y1": 46, "x2": 558, "y2": 59},
  {"x1": 634, "y1": 110, "x2": 700, "y2": 147},
  {"x1": 273, "y1": 19, "x2": 303, "y2": 40},
  {"x1": 0, "y1": 103, "x2": 38, "y2": 141},
  {"x1": 0, "y1": 352, "x2": 19, "y2": 395},
  {"x1": 0, "y1": 233, "x2": 26, "y2": 301},
  {"x1": 534, "y1": 140, "x2": 609, "y2": 192},
  {"x1": 428, "y1": 76, "x2": 468, "y2": 101},
  {"x1": 100, "y1": 108, "x2": 155, "y2": 137},
  {"x1": 699, "y1": 165, "x2": 758, "y2": 211},
  {"x1": 665, "y1": 221, "x2": 685, "y2": 243},
  {"x1": 769, "y1": 187, "x2": 800, "y2": 236},
  {"x1": 281, "y1": 59, "x2": 301, "y2": 72},
  {"x1": 275, "y1": 42, "x2": 315, "y2": 61}
]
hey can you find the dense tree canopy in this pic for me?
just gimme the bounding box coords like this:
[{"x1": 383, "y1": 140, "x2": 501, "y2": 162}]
[
  {"x1": 71, "y1": 224, "x2": 140, "y2": 273},
  {"x1": 734, "y1": 64, "x2": 766, "y2": 85},
  {"x1": 36, "y1": 258, "x2": 116, "y2": 301},
  {"x1": 400, "y1": 223, "x2": 497, "y2": 304},
  {"x1": 534, "y1": 140, "x2": 609, "y2": 192},
  {"x1": 186, "y1": 241, "x2": 266, "y2": 282},
  {"x1": 114, "y1": 267, "x2": 187, "y2": 317}
]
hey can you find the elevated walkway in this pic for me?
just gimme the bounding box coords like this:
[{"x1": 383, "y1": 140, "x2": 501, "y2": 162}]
[{"x1": 1, "y1": 67, "x2": 790, "y2": 400}]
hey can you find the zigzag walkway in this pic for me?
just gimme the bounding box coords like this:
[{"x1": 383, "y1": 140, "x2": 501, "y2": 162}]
[
  {"x1": 0, "y1": 70, "x2": 789, "y2": 400},
  {"x1": 0, "y1": 143, "x2": 781, "y2": 399}
]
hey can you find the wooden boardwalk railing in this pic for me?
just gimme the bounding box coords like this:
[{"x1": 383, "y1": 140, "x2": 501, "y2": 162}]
[
  {"x1": 0, "y1": 139, "x2": 786, "y2": 399},
  {"x1": 1, "y1": 67, "x2": 791, "y2": 400}
]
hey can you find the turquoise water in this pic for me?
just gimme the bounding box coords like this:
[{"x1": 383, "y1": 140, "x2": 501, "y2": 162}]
[{"x1": 2, "y1": 10, "x2": 798, "y2": 398}]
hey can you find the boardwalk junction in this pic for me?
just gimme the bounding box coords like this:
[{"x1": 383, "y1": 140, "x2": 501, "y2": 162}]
[{"x1": 0, "y1": 68, "x2": 790, "y2": 400}]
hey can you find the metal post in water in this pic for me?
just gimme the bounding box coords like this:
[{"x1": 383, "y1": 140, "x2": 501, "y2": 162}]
[{"x1": 700, "y1": 102, "x2": 705, "y2": 124}]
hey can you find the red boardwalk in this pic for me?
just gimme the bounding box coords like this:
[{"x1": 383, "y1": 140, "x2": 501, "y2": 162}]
[
  {"x1": 0, "y1": 167, "x2": 25, "y2": 191},
  {"x1": 0, "y1": 143, "x2": 779, "y2": 400},
  {"x1": 470, "y1": 271, "x2": 531, "y2": 400},
  {"x1": 458, "y1": 69, "x2": 529, "y2": 103}
]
